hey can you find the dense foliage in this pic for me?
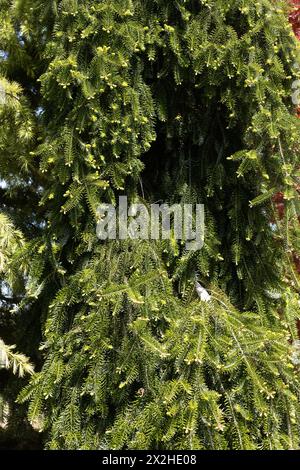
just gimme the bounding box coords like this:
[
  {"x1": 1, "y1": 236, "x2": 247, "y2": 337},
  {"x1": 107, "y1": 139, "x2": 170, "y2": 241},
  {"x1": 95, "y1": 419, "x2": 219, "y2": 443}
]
[{"x1": 1, "y1": 0, "x2": 300, "y2": 450}]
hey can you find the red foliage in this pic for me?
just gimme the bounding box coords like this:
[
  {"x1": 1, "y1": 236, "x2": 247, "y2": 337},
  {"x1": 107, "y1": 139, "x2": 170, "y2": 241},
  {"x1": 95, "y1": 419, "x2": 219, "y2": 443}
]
[
  {"x1": 272, "y1": 192, "x2": 284, "y2": 204},
  {"x1": 289, "y1": 3, "x2": 300, "y2": 40},
  {"x1": 272, "y1": 193, "x2": 285, "y2": 220}
]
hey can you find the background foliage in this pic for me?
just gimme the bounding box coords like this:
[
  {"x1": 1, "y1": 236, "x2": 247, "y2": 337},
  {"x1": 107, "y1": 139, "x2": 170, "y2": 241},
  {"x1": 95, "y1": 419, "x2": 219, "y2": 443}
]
[{"x1": 0, "y1": 0, "x2": 300, "y2": 450}]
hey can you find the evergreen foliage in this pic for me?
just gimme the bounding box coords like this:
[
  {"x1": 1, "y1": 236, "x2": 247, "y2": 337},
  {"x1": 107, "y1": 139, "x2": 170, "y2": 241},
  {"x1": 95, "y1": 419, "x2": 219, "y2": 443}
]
[{"x1": 0, "y1": 0, "x2": 300, "y2": 449}]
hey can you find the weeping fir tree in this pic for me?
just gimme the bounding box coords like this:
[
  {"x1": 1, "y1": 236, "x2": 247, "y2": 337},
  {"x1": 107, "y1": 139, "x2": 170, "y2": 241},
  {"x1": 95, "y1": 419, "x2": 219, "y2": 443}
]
[
  {"x1": 1, "y1": 0, "x2": 300, "y2": 450},
  {"x1": 0, "y1": 215, "x2": 35, "y2": 446}
]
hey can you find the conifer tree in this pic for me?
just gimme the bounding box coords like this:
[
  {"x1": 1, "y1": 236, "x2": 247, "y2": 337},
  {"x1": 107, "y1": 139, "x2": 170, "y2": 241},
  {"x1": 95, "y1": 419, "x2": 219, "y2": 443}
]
[{"x1": 1, "y1": 0, "x2": 300, "y2": 450}]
